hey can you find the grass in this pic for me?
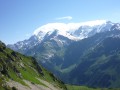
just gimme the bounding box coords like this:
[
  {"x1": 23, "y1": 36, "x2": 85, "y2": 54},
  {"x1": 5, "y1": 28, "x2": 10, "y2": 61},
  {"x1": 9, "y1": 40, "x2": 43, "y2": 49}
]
[
  {"x1": 66, "y1": 85, "x2": 120, "y2": 90},
  {"x1": 66, "y1": 85, "x2": 100, "y2": 90},
  {"x1": 20, "y1": 66, "x2": 45, "y2": 85},
  {"x1": 8, "y1": 68, "x2": 27, "y2": 86}
]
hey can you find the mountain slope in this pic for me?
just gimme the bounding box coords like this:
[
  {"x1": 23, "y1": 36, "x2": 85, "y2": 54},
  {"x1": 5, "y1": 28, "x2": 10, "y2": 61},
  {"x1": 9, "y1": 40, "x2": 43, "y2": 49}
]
[
  {"x1": 68, "y1": 36, "x2": 120, "y2": 88},
  {"x1": 61, "y1": 27, "x2": 120, "y2": 69},
  {"x1": 0, "y1": 41, "x2": 67, "y2": 90}
]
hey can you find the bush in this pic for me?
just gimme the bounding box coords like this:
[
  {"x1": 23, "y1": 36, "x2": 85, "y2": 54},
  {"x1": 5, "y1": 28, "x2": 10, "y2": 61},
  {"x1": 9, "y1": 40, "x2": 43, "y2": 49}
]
[{"x1": 12, "y1": 86, "x2": 17, "y2": 90}]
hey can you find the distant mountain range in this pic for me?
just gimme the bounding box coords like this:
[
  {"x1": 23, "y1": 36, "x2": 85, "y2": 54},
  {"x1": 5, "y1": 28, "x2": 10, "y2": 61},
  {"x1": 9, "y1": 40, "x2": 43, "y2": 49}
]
[
  {"x1": 8, "y1": 20, "x2": 114, "y2": 53},
  {"x1": 8, "y1": 20, "x2": 120, "y2": 88}
]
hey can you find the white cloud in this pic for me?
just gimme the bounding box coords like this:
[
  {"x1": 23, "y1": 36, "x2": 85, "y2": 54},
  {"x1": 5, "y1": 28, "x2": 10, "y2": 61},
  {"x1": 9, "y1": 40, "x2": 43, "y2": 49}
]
[{"x1": 56, "y1": 16, "x2": 73, "y2": 20}]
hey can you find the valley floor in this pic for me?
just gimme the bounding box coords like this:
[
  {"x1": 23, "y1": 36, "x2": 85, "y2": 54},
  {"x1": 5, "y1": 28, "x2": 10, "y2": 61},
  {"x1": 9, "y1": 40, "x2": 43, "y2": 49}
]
[{"x1": 66, "y1": 85, "x2": 120, "y2": 90}]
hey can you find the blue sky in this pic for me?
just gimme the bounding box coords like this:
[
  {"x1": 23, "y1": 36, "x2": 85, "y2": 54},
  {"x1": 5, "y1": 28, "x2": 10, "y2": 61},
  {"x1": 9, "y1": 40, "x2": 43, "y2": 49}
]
[{"x1": 0, "y1": 0, "x2": 120, "y2": 44}]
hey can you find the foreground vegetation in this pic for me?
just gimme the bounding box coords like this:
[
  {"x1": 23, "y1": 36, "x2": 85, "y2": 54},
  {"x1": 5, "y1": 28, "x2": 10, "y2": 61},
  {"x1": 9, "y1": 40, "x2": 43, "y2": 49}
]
[{"x1": 0, "y1": 41, "x2": 67, "y2": 90}]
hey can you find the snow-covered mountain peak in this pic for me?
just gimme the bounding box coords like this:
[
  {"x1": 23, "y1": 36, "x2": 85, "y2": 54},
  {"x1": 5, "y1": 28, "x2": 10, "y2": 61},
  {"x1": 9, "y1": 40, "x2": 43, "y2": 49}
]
[
  {"x1": 33, "y1": 20, "x2": 107, "y2": 35},
  {"x1": 33, "y1": 20, "x2": 109, "y2": 41},
  {"x1": 114, "y1": 23, "x2": 120, "y2": 30}
]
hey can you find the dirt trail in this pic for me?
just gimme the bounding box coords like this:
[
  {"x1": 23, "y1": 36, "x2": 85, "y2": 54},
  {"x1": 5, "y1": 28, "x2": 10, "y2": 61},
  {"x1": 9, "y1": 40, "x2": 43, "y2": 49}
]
[
  {"x1": 37, "y1": 78, "x2": 62, "y2": 90},
  {"x1": 7, "y1": 79, "x2": 62, "y2": 90}
]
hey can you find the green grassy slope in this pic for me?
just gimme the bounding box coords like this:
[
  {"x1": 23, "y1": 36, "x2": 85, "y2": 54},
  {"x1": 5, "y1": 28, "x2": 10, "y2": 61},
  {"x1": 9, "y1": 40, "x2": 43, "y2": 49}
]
[{"x1": 0, "y1": 41, "x2": 67, "y2": 90}]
